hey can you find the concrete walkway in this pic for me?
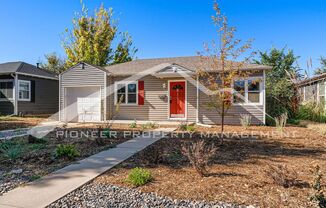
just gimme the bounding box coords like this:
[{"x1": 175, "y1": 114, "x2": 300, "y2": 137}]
[{"x1": 0, "y1": 127, "x2": 175, "y2": 208}]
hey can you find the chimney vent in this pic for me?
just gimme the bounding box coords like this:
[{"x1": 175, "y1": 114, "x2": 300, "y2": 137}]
[{"x1": 36, "y1": 63, "x2": 40, "y2": 68}]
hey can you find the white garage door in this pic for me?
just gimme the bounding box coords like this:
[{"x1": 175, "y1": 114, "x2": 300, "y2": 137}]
[
  {"x1": 65, "y1": 87, "x2": 101, "y2": 122},
  {"x1": 77, "y1": 97, "x2": 101, "y2": 122}
]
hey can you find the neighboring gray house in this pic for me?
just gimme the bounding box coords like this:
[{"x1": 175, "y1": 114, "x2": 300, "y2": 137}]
[
  {"x1": 0, "y1": 62, "x2": 59, "y2": 115},
  {"x1": 59, "y1": 56, "x2": 271, "y2": 125},
  {"x1": 297, "y1": 73, "x2": 326, "y2": 107}
]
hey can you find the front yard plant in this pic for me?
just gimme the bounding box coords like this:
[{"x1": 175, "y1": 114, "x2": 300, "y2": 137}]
[
  {"x1": 181, "y1": 140, "x2": 216, "y2": 177},
  {"x1": 310, "y1": 165, "x2": 326, "y2": 208},
  {"x1": 0, "y1": 141, "x2": 22, "y2": 161},
  {"x1": 126, "y1": 167, "x2": 152, "y2": 187},
  {"x1": 55, "y1": 144, "x2": 80, "y2": 160},
  {"x1": 239, "y1": 114, "x2": 252, "y2": 129},
  {"x1": 129, "y1": 120, "x2": 137, "y2": 128},
  {"x1": 179, "y1": 122, "x2": 196, "y2": 132}
]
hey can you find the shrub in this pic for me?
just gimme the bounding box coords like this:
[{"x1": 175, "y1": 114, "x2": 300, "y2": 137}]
[
  {"x1": 141, "y1": 122, "x2": 157, "y2": 130},
  {"x1": 179, "y1": 122, "x2": 188, "y2": 131},
  {"x1": 126, "y1": 167, "x2": 152, "y2": 187},
  {"x1": 275, "y1": 112, "x2": 288, "y2": 132},
  {"x1": 129, "y1": 120, "x2": 137, "y2": 128},
  {"x1": 55, "y1": 144, "x2": 79, "y2": 159},
  {"x1": 265, "y1": 164, "x2": 298, "y2": 188},
  {"x1": 0, "y1": 141, "x2": 22, "y2": 161},
  {"x1": 239, "y1": 114, "x2": 252, "y2": 129},
  {"x1": 179, "y1": 122, "x2": 195, "y2": 132},
  {"x1": 181, "y1": 140, "x2": 216, "y2": 177},
  {"x1": 146, "y1": 122, "x2": 157, "y2": 129},
  {"x1": 310, "y1": 165, "x2": 326, "y2": 208},
  {"x1": 1, "y1": 146, "x2": 22, "y2": 161},
  {"x1": 297, "y1": 101, "x2": 326, "y2": 123}
]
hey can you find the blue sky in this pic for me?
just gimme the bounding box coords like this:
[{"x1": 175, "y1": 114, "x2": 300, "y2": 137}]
[{"x1": 0, "y1": 0, "x2": 325, "y2": 76}]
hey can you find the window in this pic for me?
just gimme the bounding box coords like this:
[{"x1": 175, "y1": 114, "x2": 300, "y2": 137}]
[
  {"x1": 0, "y1": 80, "x2": 13, "y2": 101},
  {"x1": 115, "y1": 82, "x2": 137, "y2": 104},
  {"x1": 233, "y1": 78, "x2": 262, "y2": 104},
  {"x1": 18, "y1": 80, "x2": 31, "y2": 101},
  {"x1": 233, "y1": 80, "x2": 245, "y2": 103}
]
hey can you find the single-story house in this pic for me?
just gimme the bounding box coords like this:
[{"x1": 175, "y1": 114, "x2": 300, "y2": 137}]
[
  {"x1": 0, "y1": 62, "x2": 59, "y2": 115},
  {"x1": 297, "y1": 73, "x2": 326, "y2": 106},
  {"x1": 59, "y1": 56, "x2": 271, "y2": 125}
]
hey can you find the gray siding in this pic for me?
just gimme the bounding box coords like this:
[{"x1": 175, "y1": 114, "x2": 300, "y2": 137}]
[
  {"x1": 198, "y1": 72, "x2": 265, "y2": 125},
  {"x1": 60, "y1": 63, "x2": 106, "y2": 121},
  {"x1": 0, "y1": 101, "x2": 14, "y2": 115},
  {"x1": 17, "y1": 75, "x2": 59, "y2": 115},
  {"x1": 108, "y1": 75, "x2": 197, "y2": 122},
  {"x1": 0, "y1": 76, "x2": 14, "y2": 115}
]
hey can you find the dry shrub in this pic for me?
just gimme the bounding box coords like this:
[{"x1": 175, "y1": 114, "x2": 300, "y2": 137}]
[
  {"x1": 181, "y1": 140, "x2": 217, "y2": 177},
  {"x1": 310, "y1": 165, "x2": 326, "y2": 208},
  {"x1": 265, "y1": 164, "x2": 298, "y2": 188},
  {"x1": 139, "y1": 144, "x2": 164, "y2": 166}
]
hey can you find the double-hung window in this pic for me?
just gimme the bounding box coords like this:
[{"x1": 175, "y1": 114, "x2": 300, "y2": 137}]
[
  {"x1": 233, "y1": 78, "x2": 262, "y2": 105},
  {"x1": 18, "y1": 80, "x2": 31, "y2": 101},
  {"x1": 0, "y1": 80, "x2": 14, "y2": 101},
  {"x1": 115, "y1": 82, "x2": 138, "y2": 105}
]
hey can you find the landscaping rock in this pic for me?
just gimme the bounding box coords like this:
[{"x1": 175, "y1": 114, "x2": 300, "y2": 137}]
[
  {"x1": 0, "y1": 177, "x2": 26, "y2": 195},
  {"x1": 48, "y1": 183, "x2": 252, "y2": 208},
  {"x1": 10, "y1": 169, "x2": 23, "y2": 174}
]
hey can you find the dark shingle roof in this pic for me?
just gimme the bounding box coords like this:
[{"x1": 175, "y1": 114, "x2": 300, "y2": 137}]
[
  {"x1": 0, "y1": 62, "x2": 58, "y2": 79},
  {"x1": 104, "y1": 56, "x2": 272, "y2": 76}
]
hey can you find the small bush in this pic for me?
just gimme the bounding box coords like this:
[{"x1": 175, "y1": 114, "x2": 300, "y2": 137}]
[
  {"x1": 297, "y1": 101, "x2": 326, "y2": 123},
  {"x1": 275, "y1": 112, "x2": 288, "y2": 132},
  {"x1": 55, "y1": 144, "x2": 79, "y2": 160},
  {"x1": 141, "y1": 122, "x2": 157, "y2": 130},
  {"x1": 126, "y1": 167, "x2": 152, "y2": 187},
  {"x1": 239, "y1": 114, "x2": 252, "y2": 129},
  {"x1": 179, "y1": 122, "x2": 195, "y2": 132},
  {"x1": 265, "y1": 164, "x2": 298, "y2": 188},
  {"x1": 310, "y1": 165, "x2": 326, "y2": 208},
  {"x1": 181, "y1": 140, "x2": 216, "y2": 177},
  {"x1": 0, "y1": 141, "x2": 22, "y2": 161},
  {"x1": 179, "y1": 122, "x2": 188, "y2": 131},
  {"x1": 129, "y1": 120, "x2": 137, "y2": 128}
]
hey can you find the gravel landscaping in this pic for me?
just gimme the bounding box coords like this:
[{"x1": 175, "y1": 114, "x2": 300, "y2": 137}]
[{"x1": 48, "y1": 183, "x2": 252, "y2": 208}]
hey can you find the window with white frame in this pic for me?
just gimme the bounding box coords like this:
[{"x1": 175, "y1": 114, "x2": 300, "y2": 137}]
[
  {"x1": 115, "y1": 82, "x2": 137, "y2": 104},
  {"x1": 233, "y1": 78, "x2": 262, "y2": 104},
  {"x1": 0, "y1": 80, "x2": 14, "y2": 100},
  {"x1": 18, "y1": 80, "x2": 31, "y2": 101}
]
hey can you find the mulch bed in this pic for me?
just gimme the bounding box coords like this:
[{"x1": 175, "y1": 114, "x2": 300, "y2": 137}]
[
  {"x1": 0, "y1": 116, "x2": 46, "y2": 131},
  {"x1": 0, "y1": 125, "x2": 142, "y2": 195},
  {"x1": 95, "y1": 125, "x2": 326, "y2": 208}
]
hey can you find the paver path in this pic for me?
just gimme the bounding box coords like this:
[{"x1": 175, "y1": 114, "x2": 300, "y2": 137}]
[{"x1": 0, "y1": 127, "x2": 175, "y2": 208}]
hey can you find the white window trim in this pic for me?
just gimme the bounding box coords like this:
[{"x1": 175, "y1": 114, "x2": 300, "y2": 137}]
[
  {"x1": 18, "y1": 80, "x2": 31, "y2": 102},
  {"x1": 114, "y1": 81, "x2": 138, "y2": 105},
  {"x1": 232, "y1": 77, "x2": 263, "y2": 106},
  {"x1": 0, "y1": 79, "x2": 14, "y2": 101}
]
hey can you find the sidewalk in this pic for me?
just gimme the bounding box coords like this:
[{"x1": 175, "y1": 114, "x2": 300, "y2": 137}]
[{"x1": 0, "y1": 127, "x2": 175, "y2": 208}]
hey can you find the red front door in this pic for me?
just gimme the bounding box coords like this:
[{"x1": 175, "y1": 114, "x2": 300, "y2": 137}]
[{"x1": 170, "y1": 81, "x2": 186, "y2": 118}]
